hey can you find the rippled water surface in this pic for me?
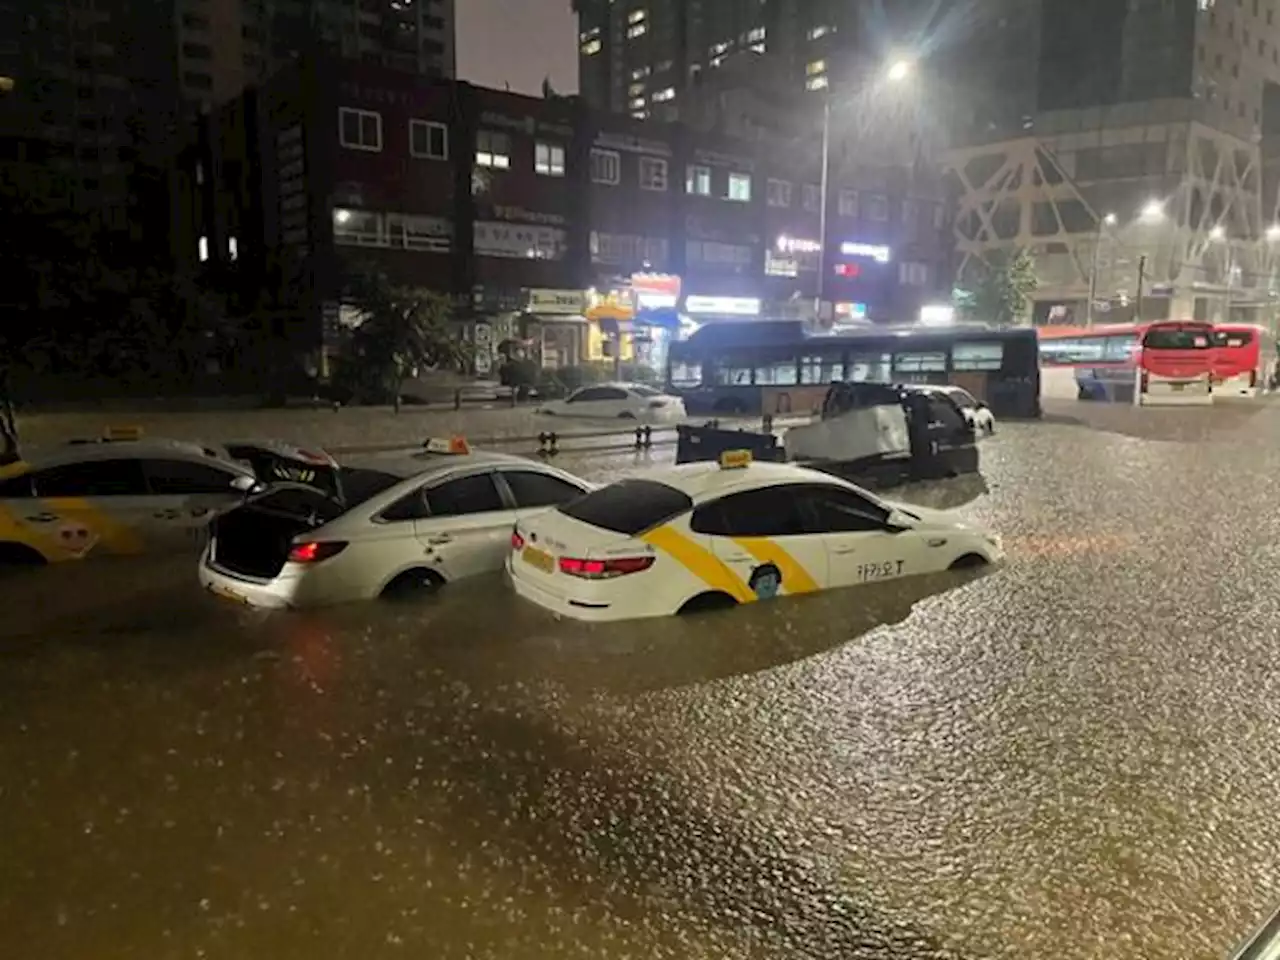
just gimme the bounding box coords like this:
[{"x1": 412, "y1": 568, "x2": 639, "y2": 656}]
[{"x1": 3, "y1": 401, "x2": 1280, "y2": 959}]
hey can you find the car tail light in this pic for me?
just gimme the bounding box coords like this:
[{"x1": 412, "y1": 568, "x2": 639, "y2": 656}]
[
  {"x1": 557, "y1": 555, "x2": 655, "y2": 579},
  {"x1": 648, "y1": 399, "x2": 667, "y2": 408},
  {"x1": 511, "y1": 529, "x2": 525, "y2": 551},
  {"x1": 287, "y1": 541, "x2": 347, "y2": 564}
]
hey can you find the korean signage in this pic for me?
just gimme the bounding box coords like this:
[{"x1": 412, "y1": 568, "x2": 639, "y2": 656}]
[
  {"x1": 684, "y1": 295, "x2": 761, "y2": 316},
  {"x1": 777, "y1": 236, "x2": 822, "y2": 254},
  {"x1": 475, "y1": 222, "x2": 566, "y2": 260},
  {"x1": 839, "y1": 242, "x2": 892, "y2": 263},
  {"x1": 527, "y1": 289, "x2": 587, "y2": 314},
  {"x1": 630, "y1": 272, "x2": 681, "y2": 309}
]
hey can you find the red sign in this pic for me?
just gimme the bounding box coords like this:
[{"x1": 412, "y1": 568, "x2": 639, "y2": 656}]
[{"x1": 833, "y1": 263, "x2": 862, "y2": 278}]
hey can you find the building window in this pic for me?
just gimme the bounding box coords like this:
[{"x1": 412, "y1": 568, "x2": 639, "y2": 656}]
[
  {"x1": 686, "y1": 164, "x2": 711, "y2": 195},
  {"x1": 476, "y1": 130, "x2": 511, "y2": 169},
  {"x1": 228, "y1": 236, "x2": 238, "y2": 260},
  {"x1": 590, "y1": 148, "x2": 620, "y2": 185},
  {"x1": 535, "y1": 142, "x2": 566, "y2": 176},
  {"x1": 806, "y1": 75, "x2": 829, "y2": 91},
  {"x1": 806, "y1": 59, "x2": 826, "y2": 76},
  {"x1": 333, "y1": 208, "x2": 385, "y2": 246},
  {"x1": 198, "y1": 235, "x2": 209, "y2": 262},
  {"x1": 901, "y1": 199, "x2": 918, "y2": 225},
  {"x1": 387, "y1": 212, "x2": 451, "y2": 252},
  {"x1": 898, "y1": 261, "x2": 930, "y2": 286},
  {"x1": 339, "y1": 107, "x2": 382, "y2": 151},
  {"x1": 627, "y1": 23, "x2": 647, "y2": 39},
  {"x1": 631, "y1": 65, "x2": 651, "y2": 79},
  {"x1": 582, "y1": 38, "x2": 602, "y2": 55},
  {"x1": 652, "y1": 87, "x2": 675, "y2": 102},
  {"x1": 808, "y1": 25, "x2": 833, "y2": 40},
  {"x1": 639, "y1": 156, "x2": 668, "y2": 191},
  {"x1": 837, "y1": 189, "x2": 858, "y2": 216},
  {"x1": 866, "y1": 194, "x2": 889, "y2": 220},
  {"x1": 628, "y1": 9, "x2": 647, "y2": 24},
  {"x1": 766, "y1": 178, "x2": 791, "y2": 207},
  {"x1": 803, "y1": 184, "x2": 821, "y2": 211},
  {"x1": 409, "y1": 119, "x2": 448, "y2": 159},
  {"x1": 727, "y1": 172, "x2": 751, "y2": 202}
]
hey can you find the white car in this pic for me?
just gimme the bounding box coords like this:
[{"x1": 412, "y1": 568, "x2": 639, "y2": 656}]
[
  {"x1": 537, "y1": 382, "x2": 687, "y2": 422},
  {"x1": 935, "y1": 386, "x2": 995, "y2": 435},
  {"x1": 199, "y1": 441, "x2": 595, "y2": 609},
  {"x1": 507, "y1": 452, "x2": 1003, "y2": 622}
]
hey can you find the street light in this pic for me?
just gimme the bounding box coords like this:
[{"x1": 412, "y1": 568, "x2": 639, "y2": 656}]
[
  {"x1": 1086, "y1": 211, "x2": 1119, "y2": 328},
  {"x1": 1267, "y1": 224, "x2": 1280, "y2": 241},
  {"x1": 816, "y1": 56, "x2": 918, "y2": 318},
  {"x1": 1139, "y1": 199, "x2": 1165, "y2": 222},
  {"x1": 1210, "y1": 224, "x2": 1226, "y2": 241}
]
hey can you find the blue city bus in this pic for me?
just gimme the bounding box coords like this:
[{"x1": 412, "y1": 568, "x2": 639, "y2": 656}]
[{"x1": 666, "y1": 321, "x2": 1042, "y2": 418}]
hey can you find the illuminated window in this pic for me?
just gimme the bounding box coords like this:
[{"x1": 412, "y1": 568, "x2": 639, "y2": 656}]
[
  {"x1": 626, "y1": 23, "x2": 647, "y2": 38},
  {"x1": 652, "y1": 86, "x2": 675, "y2": 102},
  {"x1": 475, "y1": 130, "x2": 510, "y2": 169},
  {"x1": 631, "y1": 65, "x2": 651, "y2": 79},
  {"x1": 808, "y1": 25, "x2": 833, "y2": 40},
  {"x1": 581, "y1": 38, "x2": 602, "y2": 55},
  {"x1": 727, "y1": 172, "x2": 751, "y2": 202},
  {"x1": 628, "y1": 8, "x2": 647, "y2": 23},
  {"x1": 806, "y1": 59, "x2": 826, "y2": 75},
  {"x1": 805, "y1": 75, "x2": 828, "y2": 91},
  {"x1": 535, "y1": 142, "x2": 565, "y2": 177}
]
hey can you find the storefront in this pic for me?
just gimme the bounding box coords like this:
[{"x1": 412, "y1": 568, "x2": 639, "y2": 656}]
[{"x1": 522, "y1": 288, "x2": 590, "y2": 369}]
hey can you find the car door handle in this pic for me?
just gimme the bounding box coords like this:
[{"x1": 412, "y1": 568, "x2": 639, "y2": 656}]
[
  {"x1": 426, "y1": 535, "x2": 453, "y2": 545},
  {"x1": 834, "y1": 547, "x2": 859, "y2": 555}
]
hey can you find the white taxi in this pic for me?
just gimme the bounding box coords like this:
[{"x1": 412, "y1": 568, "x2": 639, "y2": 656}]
[
  {"x1": 200, "y1": 437, "x2": 596, "y2": 609},
  {"x1": 507, "y1": 451, "x2": 1003, "y2": 622}
]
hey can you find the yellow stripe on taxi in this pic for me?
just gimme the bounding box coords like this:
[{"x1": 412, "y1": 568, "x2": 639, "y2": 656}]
[
  {"x1": 731, "y1": 537, "x2": 821, "y2": 596},
  {"x1": 640, "y1": 525, "x2": 757, "y2": 604}
]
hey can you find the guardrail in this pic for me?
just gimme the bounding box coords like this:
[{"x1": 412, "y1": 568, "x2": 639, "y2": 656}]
[
  {"x1": 327, "y1": 415, "x2": 807, "y2": 458},
  {"x1": 1230, "y1": 904, "x2": 1280, "y2": 960}
]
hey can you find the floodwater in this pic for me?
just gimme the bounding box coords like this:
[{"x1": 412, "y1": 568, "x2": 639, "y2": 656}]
[{"x1": 4, "y1": 403, "x2": 1280, "y2": 959}]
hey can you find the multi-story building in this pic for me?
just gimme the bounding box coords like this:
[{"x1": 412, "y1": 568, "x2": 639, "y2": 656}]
[
  {"x1": 942, "y1": 0, "x2": 1280, "y2": 326},
  {"x1": 190, "y1": 56, "x2": 954, "y2": 376},
  {"x1": 0, "y1": 0, "x2": 455, "y2": 245}
]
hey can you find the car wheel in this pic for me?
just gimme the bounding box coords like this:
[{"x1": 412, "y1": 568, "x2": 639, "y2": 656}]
[
  {"x1": 381, "y1": 567, "x2": 445, "y2": 601},
  {"x1": 0, "y1": 542, "x2": 47, "y2": 569},
  {"x1": 677, "y1": 591, "x2": 738, "y2": 615},
  {"x1": 948, "y1": 553, "x2": 989, "y2": 570}
]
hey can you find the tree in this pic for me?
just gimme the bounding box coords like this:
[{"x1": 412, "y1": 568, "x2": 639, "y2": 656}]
[
  {"x1": 957, "y1": 248, "x2": 1038, "y2": 328},
  {"x1": 338, "y1": 267, "x2": 468, "y2": 410}
]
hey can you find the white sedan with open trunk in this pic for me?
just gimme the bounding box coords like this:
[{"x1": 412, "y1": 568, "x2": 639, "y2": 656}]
[
  {"x1": 199, "y1": 440, "x2": 594, "y2": 609},
  {"x1": 507, "y1": 452, "x2": 1003, "y2": 622}
]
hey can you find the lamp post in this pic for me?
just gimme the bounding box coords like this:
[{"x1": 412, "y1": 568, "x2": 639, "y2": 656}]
[
  {"x1": 1086, "y1": 211, "x2": 1117, "y2": 328},
  {"x1": 816, "y1": 57, "x2": 915, "y2": 321}
]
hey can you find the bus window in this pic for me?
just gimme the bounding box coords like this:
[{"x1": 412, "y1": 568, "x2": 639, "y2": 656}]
[
  {"x1": 953, "y1": 342, "x2": 1003, "y2": 371},
  {"x1": 754, "y1": 358, "x2": 799, "y2": 385},
  {"x1": 848, "y1": 353, "x2": 892, "y2": 383},
  {"x1": 800, "y1": 354, "x2": 843, "y2": 384},
  {"x1": 1142, "y1": 327, "x2": 1211, "y2": 350},
  {"x1": 893, "y1": 351, "x2": 947, "y2": 373},
  {"x1": 670, "y1": 361, "x2": 703, "y2": 388}
]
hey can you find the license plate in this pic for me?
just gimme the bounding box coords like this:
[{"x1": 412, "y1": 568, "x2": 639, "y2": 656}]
[
  {"x1": 522, "y1": 546, "x2": 555, "y2": 573},
  {"x1": 207, "y1": 582, "x2": 251, "y2": 605},
  {"x1": 1171, "y1": 382, "x2": 1185, "y2": 392}
]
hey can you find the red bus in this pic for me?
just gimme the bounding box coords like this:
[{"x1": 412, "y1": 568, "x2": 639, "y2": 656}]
[
  {"x1": 1137, "y1": 321, "x2": 1214, "y2": 405},
  {"x1": 1212, "y1": 324, "x2": 1277, "y2": 396}
]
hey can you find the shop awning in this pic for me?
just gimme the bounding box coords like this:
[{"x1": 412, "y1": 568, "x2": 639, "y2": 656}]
[{"x1": 633, "y1": 307, "x2": 682, "y2": 330}]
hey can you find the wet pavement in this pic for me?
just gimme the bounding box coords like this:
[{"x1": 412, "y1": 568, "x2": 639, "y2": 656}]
[{"x1": 4, "y1": 402, "x2": 1280, "y2": 959}]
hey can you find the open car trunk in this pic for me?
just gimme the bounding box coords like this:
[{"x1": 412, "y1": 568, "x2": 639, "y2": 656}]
[{"x1": 209, "y1": 484, "x2": 344, "y2": 581}]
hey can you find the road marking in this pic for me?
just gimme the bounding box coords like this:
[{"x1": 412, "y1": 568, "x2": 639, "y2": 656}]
[
  {"x1": 731, "y1": 537, "x2": 821, "y2": 595},
  {"x1": 641, "y1": 526, "x2": 756, "y2": 604}
]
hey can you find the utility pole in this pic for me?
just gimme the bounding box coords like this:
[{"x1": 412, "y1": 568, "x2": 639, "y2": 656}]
[
  {"x1": 1135, "y1": 255, "x2": 1147, "y2": 324},
  {"x1": 816, "y1": 99, "x2": 831, "y2": 325},
  {"x1": 1086, "y1": 225, "x2": 1102, "y2": 328}
]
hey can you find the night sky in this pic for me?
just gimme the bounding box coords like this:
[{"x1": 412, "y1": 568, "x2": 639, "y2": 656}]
[{"x1": 457, "y1": 0, "x2": 579, "y2": 96}]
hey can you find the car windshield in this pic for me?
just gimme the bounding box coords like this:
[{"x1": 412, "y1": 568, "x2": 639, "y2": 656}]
[
  {"x1": 947, "y1": 389, "x2": 978, "y2": 407},
  {"x1": 1142, "y1": 327, "x2": 1212, "y2": 350},
  {"x1": 557, "y1": 479, "x2": 693, "y2": 534}
]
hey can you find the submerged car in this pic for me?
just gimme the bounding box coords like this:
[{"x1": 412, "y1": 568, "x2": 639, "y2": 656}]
[
  {"x1": 508, "y1": 450, "x2": 1003, "y2": 622},
  {"x1": 537, "y1": 382, "x2": 687, "y2": 422},
  {"x1": 0, "y1": 433, "x2": 260, "y2": 565},
  {"x1": 200, "y1": 438, "x2": 595, "y2": 609}
]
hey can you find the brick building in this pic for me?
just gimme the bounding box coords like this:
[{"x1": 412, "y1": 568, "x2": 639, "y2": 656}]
[{"x1": 190, "y1": 56, "x2": 953, "y2": 376}]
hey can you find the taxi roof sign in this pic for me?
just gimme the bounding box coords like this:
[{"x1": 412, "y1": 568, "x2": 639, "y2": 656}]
[
  {"x1": 104, "y1": 425, "x2": 144, "y2": 441},
  {"x1": 719, "y1": 449, "x2": 752, "y2": 470},
  {"x1": 424, "y1": 435, "x2": 471, "y2": 455}
]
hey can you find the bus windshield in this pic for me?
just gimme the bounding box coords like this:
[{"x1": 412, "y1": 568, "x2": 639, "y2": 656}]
[{"x1": 1142, "y1": 327, "x2": 1212, "y2": 350}]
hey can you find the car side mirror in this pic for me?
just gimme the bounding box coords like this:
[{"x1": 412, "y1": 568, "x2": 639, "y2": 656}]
[{"x1": 230, "y1": 475, "x2": 260, "y2": 494}]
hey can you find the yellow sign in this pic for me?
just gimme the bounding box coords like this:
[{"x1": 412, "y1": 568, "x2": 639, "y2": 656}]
[{"x1": 719, "y1": 450, "x2": 752, "y2": 470}]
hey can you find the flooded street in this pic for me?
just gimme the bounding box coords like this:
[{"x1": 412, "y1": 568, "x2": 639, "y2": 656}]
[{"x1": 4, "y1": 403, "x2": 1280, "y2": 959}]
